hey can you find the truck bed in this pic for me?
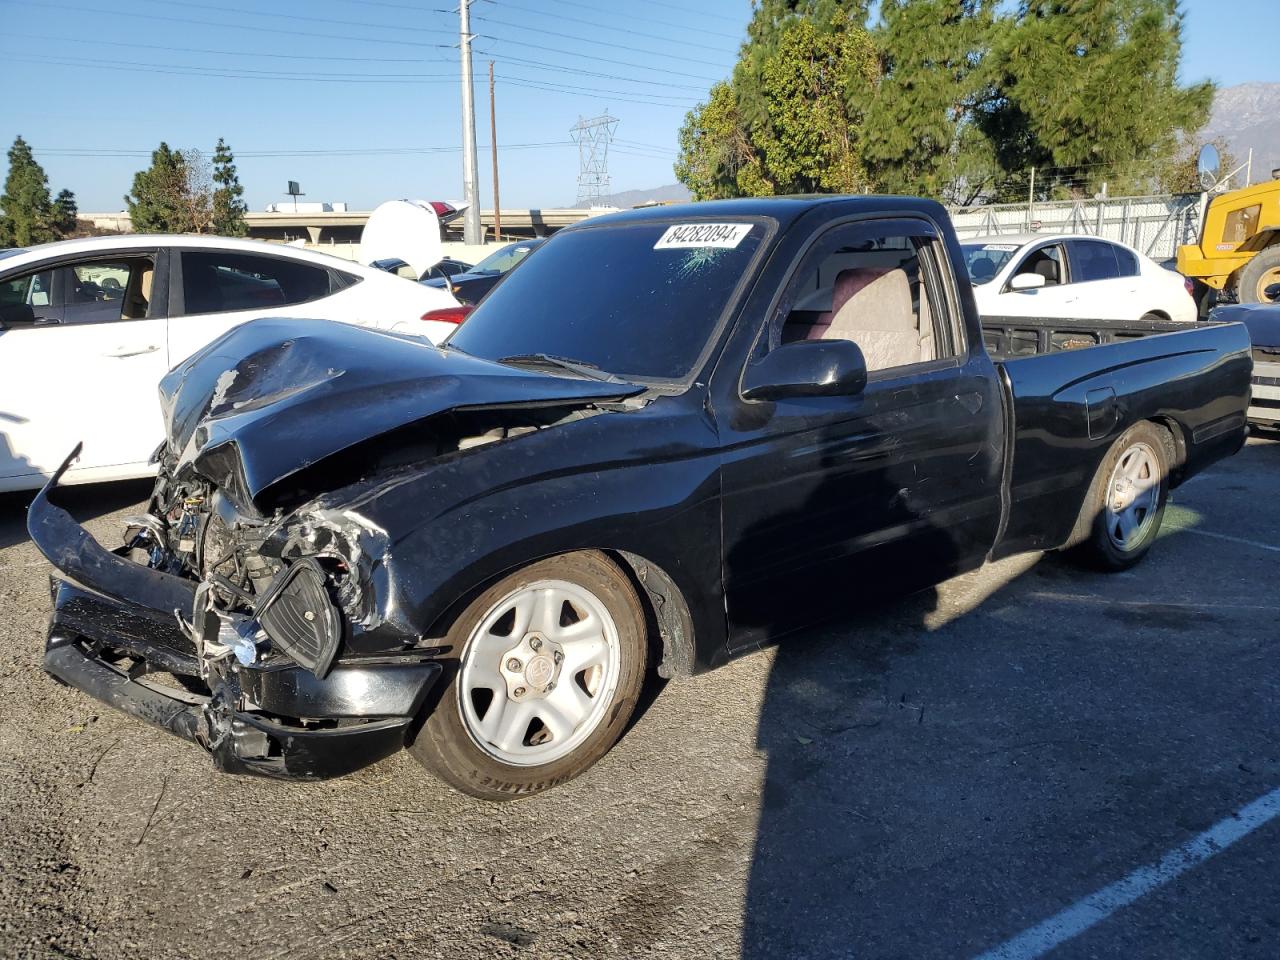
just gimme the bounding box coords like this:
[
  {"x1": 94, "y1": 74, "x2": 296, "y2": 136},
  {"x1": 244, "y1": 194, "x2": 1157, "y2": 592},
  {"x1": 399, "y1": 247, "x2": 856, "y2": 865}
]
[
  {"x1": 986, "y1": 319, "x2": 1252, "y2": 559},
  {"x1": 980, "y1": 314, "x2": 1195, "y2": 361}
]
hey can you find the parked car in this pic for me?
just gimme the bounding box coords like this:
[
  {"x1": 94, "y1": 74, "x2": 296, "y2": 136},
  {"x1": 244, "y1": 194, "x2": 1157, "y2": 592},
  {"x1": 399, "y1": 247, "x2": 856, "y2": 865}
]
[
  {"x1": 1208, "y1": 301, "x2": 1280, "y2": 428},
  {"x1": 371, "y1": 256, "x2": 473, "y2": 283},
  {"x1": 0, "y1": 235, "x2": 458, "y2": 492},
  {"x1": 960, "y1": 233, "x2": 1198, "y2": 324},
  {"x1": 28, "y1": 196, "x2": 1250, "y2": 800},
  {"x1": 421, "y1": 238, "x2": 546, "y2": 304}
]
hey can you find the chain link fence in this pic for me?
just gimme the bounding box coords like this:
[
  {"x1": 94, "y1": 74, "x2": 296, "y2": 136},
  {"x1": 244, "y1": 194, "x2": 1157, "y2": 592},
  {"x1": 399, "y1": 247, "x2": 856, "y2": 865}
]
[{"x1": 947, "y1": 193, "x2": 1205, "y2": 263}]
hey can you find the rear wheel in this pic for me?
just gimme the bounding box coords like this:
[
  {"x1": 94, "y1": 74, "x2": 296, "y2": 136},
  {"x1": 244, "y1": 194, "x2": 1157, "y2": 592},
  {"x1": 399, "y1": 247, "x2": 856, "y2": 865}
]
[
  {"x1": 1238, "y1": 247, "x2": 1280, "y2": 304},
  {"x1": 409, "y1": 551, "x2": 648, "y2": 800},
  {"x1": 1067, "y1": 422, "x2": 1170, "y2": 571}
]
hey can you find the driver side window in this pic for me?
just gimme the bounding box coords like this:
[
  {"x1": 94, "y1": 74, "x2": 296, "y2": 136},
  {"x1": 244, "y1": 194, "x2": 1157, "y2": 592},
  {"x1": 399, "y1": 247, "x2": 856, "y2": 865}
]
[
  {"x1": 1011, "y1": 244, "x2": 1065, "y2": 287},
  {"x1": 768, "y1": 220, "x2": 957, "y2": 375}
]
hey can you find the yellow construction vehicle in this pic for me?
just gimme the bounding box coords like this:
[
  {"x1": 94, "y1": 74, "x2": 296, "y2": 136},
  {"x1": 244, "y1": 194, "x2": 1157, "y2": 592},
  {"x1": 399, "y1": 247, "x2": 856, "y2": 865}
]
[{"x1": 1177, "y1": 145, "x2": 1280, "y2": 308}]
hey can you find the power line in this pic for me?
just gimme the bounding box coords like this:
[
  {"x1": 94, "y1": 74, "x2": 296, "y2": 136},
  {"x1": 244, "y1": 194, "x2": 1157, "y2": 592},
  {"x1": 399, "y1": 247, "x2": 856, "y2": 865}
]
[
  {"x1": 7, "y1": 1, "x2": 456, "y2": 50},
  {"x1": 4, "y1": 33, "x2": 430, "y2": 63},
  {"x1": 638, "y1": 0, "x2": 744, "y2": 23},
  {"x1": 473, "y1": 30, "x2": 724, "y2": 82},
  {"x1": 494, "y1": 0, "x2": 747, "y2": 35},
  {"x1": 472, "y1": 50, "x2": 708, "y2": 91},
  {"x1": 130, "y1": 0, "x2": 457, "y2": 37},
  {"x1": 0, "y1": 53, "x2": 462, "y2": 84},
  {"x1": 498, "y1": 77, "x2": 696, "y2": 108},
  {"x1": 475, "y1": 6, "x2": 735, "y2": 53},
  {"x1": 473, "y1": 13, "x2": 734, "y2": 66},
  {"x1": 33, "y1": 142, "x2": 578, "y2": 159},
  {"x1": 486, "y1": 0, "x2": 742, "y2": 42}
]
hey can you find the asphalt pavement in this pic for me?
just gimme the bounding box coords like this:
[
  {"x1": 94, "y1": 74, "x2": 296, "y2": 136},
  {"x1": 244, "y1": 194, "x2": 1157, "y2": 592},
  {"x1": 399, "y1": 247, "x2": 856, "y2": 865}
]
[{"x1": 2, "y1": 439, "x2": 1278, "y2": 959}]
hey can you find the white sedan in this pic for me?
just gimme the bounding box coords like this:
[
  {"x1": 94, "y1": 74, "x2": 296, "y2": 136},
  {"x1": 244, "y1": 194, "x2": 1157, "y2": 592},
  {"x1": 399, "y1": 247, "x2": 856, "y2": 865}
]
[
  {"x1": 0, "y1": 235, "x2": 459, "y2": 492},
  {"x1": 960, "y1": 233, "x2": 1197, "y2": 325}
]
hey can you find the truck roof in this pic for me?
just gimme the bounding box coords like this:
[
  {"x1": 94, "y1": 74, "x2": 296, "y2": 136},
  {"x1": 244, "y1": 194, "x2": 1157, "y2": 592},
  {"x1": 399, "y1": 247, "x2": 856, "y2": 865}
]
[{"x1": 570, "y1": 194, "x2": 951, "y2": 233}]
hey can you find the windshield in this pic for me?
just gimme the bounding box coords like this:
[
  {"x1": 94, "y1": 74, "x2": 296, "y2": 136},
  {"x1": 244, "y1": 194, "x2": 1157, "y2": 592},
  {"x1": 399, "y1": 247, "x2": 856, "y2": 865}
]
[
  {"x1": 470, "y1": 241, "x2": 541, "y2": 276},
  {"x1": 960, "y1": 242, "x2": 1023, "y2": 285},
  {"x1": 448, "y1": 219, "x2": 767, "y2": 381}
]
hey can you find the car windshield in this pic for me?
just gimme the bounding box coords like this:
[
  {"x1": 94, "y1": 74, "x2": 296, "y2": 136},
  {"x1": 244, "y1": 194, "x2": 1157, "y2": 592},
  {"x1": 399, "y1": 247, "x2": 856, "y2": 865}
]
[
  {"x1": 448, "y1": 219, "x2": 768, "y2": 381},
  {"x1": 960, "y1": 242, "x2": 1024, "y2": 285},
  {"x1": 469, "y1": 242, "x2": 541, "y2": 276}
]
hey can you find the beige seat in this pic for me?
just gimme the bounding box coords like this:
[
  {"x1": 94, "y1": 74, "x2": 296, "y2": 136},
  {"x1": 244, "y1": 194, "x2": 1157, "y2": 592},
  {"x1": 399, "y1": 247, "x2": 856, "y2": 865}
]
[
  {"x1": 814, "y1": 267, "x2": 933, "y2": 370},
  {"x1": 122, "y1": 265, "x2": 153, "y2": 320}
]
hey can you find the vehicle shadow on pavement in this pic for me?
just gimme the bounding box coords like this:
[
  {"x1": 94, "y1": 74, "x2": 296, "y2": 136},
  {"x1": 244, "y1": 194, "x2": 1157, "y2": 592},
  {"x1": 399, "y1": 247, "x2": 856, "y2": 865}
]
[
  {"x1": 0, "y1": 478, "x2": 152, "y2": 553},
  {"x1": 736, "y1": 434, "x2": 1280, "y2": 960}
]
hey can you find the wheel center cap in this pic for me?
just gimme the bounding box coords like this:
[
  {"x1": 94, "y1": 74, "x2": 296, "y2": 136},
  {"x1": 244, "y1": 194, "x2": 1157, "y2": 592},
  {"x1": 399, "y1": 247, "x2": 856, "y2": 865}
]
[{"x1": 525, "y1": 655, "x2": 555, "y2": 689}]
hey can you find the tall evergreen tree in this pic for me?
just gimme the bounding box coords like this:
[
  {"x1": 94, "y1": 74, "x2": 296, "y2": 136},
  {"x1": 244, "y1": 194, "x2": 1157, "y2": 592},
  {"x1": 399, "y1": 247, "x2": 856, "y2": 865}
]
[
  {"x1": 0, "y1": 136, "x2": 57, "y2": 247},
  {"x1": 52, "y1": 188, "x2": 78, "y2": 237},
  {"x1": 676, "y1": 12, "x2": 879, "y2": 199},
  {"x1": 864, "y1": 0, "x2": 1004, "y2": 202},
  {"x1": 211, "y1": 138, "x2": 248, "y2": 237},
  {"x1": 987, "y1": 0, "x2": 1211, "y2": 196},
  {"x1": 126, "y1": 142, "x2": 207, "y2": 233}
]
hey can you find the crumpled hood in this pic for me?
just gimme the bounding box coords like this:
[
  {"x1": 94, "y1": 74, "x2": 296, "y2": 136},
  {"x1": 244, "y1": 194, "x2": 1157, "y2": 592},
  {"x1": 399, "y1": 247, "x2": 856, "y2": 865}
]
[{"x1": 159, "y1": 318, "x2": 643, "y2": 509}]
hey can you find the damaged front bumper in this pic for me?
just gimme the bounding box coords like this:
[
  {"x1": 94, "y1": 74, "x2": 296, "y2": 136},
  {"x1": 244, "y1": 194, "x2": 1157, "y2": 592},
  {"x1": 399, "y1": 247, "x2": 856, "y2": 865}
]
[{"x1": 28, "y1": 452, "x2": 441, "y2": 780}]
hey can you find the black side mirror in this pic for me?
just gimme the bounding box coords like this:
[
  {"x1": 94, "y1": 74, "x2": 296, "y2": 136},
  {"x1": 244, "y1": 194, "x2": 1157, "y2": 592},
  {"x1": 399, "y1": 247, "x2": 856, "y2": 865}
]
[{"x1": 741, "y1": 338, "x2": 868, "y2": 402}]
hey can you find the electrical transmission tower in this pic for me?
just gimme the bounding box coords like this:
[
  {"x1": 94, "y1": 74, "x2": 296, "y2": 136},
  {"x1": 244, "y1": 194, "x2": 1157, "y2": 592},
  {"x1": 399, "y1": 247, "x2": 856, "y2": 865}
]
[{"x1": 570, "y1": 113, "x2": 618, "y2": 206}]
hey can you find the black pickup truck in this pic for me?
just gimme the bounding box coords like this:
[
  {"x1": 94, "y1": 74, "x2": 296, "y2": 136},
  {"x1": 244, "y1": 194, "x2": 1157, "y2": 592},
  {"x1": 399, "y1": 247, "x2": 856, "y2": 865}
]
[{"x1": 28, "y1": 196, "x2": 1251, "y2": 799}]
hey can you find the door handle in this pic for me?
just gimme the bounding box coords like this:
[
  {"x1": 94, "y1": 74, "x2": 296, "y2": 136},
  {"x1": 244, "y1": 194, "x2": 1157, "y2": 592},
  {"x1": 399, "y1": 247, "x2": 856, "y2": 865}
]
[{"x1": 105, "y1": 344, "x2": 160, "y2": 358}]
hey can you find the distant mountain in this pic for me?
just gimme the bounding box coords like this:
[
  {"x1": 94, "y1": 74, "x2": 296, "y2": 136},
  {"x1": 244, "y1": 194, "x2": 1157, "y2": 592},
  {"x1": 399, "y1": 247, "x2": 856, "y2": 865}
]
[
  {"x1": 573, "y1": 183, "x2": 691, "y2": 209},
  {"x1": 1203, "y1": 82, "x2": 1280, "y2": 180}
]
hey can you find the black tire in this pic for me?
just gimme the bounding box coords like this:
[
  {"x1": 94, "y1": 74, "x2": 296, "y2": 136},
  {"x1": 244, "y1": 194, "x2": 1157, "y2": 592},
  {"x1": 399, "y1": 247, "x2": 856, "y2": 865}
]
[
  {"x1": 1066, "y1": 421, "x2": 1171, "y2": 571},
  {"x1": 1139, "y1": 311, "x2": 1167, "y2": 323},
  {"x1": 408, "y1": 551, "x2": 648, "y2": 800},
  {"x1": 1237, "y1": 246, "x2": 1280, "y2": 305}
]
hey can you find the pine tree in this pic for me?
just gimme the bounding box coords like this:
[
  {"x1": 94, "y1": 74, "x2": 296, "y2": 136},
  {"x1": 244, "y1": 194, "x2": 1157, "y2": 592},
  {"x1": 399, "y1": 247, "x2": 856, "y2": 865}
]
[
  {"x1": 211, "y1": 138, "x2": 248, "y2": 237},
  {"x1": 988, "y1": 0, "x2": 1212, "y2": 196},
  {"x1": 126, "y1": 143, "x2": 198, "y2": 233},
  {"x1": 676, "y1": 10, "x2": 879, "y2": 199},
  {"x1": 864, "y1": 0, "x2": 1004, "y2": 202},
  {"x1": 0, "y1": 135, "x2": 57, "y2": 247},
  {"x1": 52, "y1": 189, "x2": 78, "y2": 237}
]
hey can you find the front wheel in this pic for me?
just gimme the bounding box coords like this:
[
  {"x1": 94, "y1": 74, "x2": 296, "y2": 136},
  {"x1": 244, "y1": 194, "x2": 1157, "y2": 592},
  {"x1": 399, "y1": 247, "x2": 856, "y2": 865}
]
[
  {"x1": 1067, "y1": 422, "x2": 1171, "y2": 571},
  {"x1": 409, "y1": 551, "x2": 648, "y2": 800}
]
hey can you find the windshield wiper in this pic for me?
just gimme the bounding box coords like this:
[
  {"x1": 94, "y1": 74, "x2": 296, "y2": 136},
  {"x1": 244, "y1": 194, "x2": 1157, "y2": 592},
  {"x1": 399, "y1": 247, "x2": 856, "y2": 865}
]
[{"x1": 497, "y1": 352, "x2": 625, "y2": 383}]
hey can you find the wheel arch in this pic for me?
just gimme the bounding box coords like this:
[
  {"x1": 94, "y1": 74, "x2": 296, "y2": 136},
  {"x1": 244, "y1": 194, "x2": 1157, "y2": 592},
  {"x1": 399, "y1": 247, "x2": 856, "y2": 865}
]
[{"x1": 419, "y1": 545, "x2": 700, "y2": 681}]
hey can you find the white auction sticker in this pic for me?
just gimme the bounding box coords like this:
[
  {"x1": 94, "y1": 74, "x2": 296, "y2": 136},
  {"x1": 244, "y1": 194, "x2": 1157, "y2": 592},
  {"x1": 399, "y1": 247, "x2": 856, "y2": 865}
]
[
  {"x1": 654, "y1": 223, "x2": 752, "y2": 249},
  {"x1": 983, "y1": 243, "x2": 1019, "y2": 251}
]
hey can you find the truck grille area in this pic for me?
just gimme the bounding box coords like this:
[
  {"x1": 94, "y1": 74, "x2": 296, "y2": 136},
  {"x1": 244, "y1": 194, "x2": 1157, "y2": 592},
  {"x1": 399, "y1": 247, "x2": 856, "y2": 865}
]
[{"x1": 257, "y1": 558, "x2": 343, "y2": 678}]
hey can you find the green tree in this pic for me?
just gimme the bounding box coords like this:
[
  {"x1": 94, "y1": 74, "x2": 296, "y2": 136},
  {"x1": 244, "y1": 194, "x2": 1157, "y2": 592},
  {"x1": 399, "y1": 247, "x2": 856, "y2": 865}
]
[
  {"x1": 126, "y1": 143, "x2": 212, "y2": 233},
  {"x1": 751, "y1": 18, "x2": 879, "y2": 193},
  {"x1": 864, "y1": 0, "x2": 1005, "y2": 202},
  {"x1": 211, "y1": 137, "x2": 248, "y2": 237},
  {"x1": 676, "y1": 14, "x2": 879, "y2": 198},
  {"x1": 1155, "y1": 135, "x2": 1237, "y2": 194},
  {"x1": 52, "y1": 188, "x2": 78, "y2": 236},
  {"x1": 987, "y1": 0, "x2": 1212, "y2": 196},
  {"x1": 0, "y1": 135, "x2": 57, "y2": 247}
]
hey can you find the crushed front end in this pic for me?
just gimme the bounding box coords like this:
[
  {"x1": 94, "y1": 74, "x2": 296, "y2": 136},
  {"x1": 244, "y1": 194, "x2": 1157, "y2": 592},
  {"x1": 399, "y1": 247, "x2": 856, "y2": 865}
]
[{"x1": 29, "y1": 447, "x2": 441, "y2": 780}]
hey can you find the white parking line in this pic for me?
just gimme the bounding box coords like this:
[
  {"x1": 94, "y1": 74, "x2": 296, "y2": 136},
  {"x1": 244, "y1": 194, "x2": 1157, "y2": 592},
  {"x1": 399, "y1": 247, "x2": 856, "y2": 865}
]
[
  {"x1": 972, "y1": 785, "x2": 1280, "y2": 960},
  {"x1": 1180, "y1": 527, "x2": 1280, "y2": 554}
]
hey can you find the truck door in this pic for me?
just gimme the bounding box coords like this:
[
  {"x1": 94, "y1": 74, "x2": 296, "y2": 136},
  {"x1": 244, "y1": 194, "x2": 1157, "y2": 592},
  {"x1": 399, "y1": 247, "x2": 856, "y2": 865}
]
[{"x1": 715, "y1": 217, "x2": 1006, "y2": 649}]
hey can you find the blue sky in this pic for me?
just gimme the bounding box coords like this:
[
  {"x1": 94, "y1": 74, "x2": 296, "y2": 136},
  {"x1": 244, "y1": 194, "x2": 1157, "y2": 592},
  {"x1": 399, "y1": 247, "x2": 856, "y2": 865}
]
[{"x1": 0, "y1": 0, "x2": 1274, "y2": 212}]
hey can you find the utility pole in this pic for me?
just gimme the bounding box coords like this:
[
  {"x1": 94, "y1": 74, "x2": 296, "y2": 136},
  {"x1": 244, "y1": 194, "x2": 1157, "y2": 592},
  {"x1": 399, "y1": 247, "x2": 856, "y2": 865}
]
[
  {"x1": 489, "y1": 60, "x2": 501, "y2": 242},
  {"x1": 459, "y1": 0, "x2": 482, "y2": 245}
]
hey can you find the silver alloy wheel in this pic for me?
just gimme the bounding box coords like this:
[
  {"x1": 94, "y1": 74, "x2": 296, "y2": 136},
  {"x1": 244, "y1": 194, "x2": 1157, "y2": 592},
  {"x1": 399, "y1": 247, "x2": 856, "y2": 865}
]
[
  {"x1": 457, "y1": 578, "x2": 622, "y2": 766},
  {"x1": 1104, "y1": 441, "x2": 1161, "y2": 551}
]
